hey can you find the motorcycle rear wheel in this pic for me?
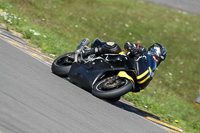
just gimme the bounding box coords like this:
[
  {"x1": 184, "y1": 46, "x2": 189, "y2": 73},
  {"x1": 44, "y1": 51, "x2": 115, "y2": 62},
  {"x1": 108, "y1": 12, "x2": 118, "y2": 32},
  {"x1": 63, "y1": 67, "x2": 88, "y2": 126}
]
[
  {"x1": 92, "y1": 76, "x2": 132, "y2": 99},
  {"x1": 51, "y1": 52, "x2": 74, "y2": 77}
]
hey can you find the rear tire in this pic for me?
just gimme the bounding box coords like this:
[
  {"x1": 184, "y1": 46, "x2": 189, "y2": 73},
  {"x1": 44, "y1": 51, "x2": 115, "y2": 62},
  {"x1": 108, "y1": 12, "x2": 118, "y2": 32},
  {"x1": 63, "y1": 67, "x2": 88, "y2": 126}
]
[
  {"x1": 92, "y1": 76, "x2": 132, "y2": 99},
  {"x1": 51, "y1": 52, "x2": 74, "y2": 77}
]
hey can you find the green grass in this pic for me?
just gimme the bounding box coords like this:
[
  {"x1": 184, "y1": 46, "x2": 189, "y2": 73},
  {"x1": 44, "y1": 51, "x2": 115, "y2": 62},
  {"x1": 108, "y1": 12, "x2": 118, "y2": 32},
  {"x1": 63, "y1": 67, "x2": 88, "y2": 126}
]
[{"x1": 1, "y1": 0, "x2": 200, "y2": 132}]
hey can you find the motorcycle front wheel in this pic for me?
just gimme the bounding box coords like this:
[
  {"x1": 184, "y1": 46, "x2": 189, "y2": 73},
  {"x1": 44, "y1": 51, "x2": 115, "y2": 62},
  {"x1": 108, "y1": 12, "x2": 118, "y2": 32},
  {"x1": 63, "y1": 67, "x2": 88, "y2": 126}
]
[
  {"x1": 51, "y1": 52, "x2": 75, "y2": 77},
  {"x1": 92, "y1": 76, "x2": 132, "y2": 100}
]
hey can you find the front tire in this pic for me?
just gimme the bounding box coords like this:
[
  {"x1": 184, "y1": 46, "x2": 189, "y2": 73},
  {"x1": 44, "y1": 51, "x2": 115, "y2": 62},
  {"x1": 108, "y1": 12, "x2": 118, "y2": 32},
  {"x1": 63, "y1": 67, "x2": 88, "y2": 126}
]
[
  {"x1": 92, "y1": 76, "x2": 132, "y2": 99},
  {"x1": 51, "y1": 52, "x2": 74, "y2": 77}
]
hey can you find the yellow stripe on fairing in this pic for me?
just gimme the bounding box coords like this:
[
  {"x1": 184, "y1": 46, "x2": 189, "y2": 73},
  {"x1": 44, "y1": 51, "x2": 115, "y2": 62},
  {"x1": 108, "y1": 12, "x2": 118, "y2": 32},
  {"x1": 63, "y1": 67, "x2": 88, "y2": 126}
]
[
  {"x1": 119, "y1": 51, "x2": 126, "y2": 55},
  {"x1": 118, "y1": 71, "x2": 134, "y2": 82}
]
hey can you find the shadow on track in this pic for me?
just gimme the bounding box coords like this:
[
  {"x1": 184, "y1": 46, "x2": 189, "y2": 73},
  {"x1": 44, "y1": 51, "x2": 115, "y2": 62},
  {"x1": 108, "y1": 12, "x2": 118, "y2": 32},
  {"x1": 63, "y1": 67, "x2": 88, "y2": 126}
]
[{"x1": 63, "y1": 76, "x2": 160, "y2": 120}]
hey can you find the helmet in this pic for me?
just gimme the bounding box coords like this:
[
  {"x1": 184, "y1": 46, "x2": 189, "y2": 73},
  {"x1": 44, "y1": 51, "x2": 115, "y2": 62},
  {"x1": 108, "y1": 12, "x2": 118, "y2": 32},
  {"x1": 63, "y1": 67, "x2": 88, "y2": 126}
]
[{"x1": 148, "y1": 43, "x2": 167, "y2": 66}]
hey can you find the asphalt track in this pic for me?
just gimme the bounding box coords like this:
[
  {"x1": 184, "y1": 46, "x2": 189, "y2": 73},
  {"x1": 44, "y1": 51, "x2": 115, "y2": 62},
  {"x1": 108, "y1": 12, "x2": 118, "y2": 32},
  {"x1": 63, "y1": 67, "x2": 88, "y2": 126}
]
[
  {"x1": 140, "y1": 0, "x2": 200, "y2": 15},
  {"x1": 0, "y1": 37, "x2": 171, "y2": 133}
]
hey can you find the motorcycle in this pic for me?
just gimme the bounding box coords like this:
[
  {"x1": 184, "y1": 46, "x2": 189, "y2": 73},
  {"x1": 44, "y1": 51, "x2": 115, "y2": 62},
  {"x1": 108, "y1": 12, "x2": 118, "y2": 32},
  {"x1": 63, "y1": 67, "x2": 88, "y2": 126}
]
[{"x1": 51, "y1": 39, "x2": 142, "y2": 102}]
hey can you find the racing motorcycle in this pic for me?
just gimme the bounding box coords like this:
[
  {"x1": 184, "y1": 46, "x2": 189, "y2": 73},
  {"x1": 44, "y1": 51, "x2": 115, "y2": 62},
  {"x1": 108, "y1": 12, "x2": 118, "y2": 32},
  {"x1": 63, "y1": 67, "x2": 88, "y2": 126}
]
[{"x1": 51, "y1": 39, "x2": 140, "y2": 101}]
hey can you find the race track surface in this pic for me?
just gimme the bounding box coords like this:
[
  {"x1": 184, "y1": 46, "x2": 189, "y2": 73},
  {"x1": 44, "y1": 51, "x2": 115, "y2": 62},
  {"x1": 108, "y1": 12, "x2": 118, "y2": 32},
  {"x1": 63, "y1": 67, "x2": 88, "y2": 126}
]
[
  {"x1": 140, "y1": 0, "x2": 200, "y2": 15},
  {"x1": 0, "y1": 38, "x2": 169, "y2": 133}
]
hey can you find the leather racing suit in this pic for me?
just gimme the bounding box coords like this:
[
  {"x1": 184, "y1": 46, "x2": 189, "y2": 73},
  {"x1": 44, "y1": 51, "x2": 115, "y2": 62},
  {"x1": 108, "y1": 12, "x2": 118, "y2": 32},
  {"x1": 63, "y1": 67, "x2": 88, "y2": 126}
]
[{"x1": 124, "y1": 42, "x2": 157, "y2": 92}]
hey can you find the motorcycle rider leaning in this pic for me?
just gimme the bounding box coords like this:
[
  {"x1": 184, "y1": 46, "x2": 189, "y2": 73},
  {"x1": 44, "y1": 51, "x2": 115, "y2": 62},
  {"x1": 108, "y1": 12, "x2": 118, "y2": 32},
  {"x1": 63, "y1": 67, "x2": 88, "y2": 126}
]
[{"x1": 83, "y1": 38, "x2": 167, "y2": 92}]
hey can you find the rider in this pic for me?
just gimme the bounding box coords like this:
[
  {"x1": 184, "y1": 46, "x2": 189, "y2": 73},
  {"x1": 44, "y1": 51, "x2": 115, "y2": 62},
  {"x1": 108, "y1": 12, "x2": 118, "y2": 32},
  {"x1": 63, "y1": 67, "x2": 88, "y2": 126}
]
[
  {"x1": 124, "y1": 42, "x2": 167, "y2": 91},
  {"x1": 83, "y1": 38, "x2": 167, "y2": 92}
]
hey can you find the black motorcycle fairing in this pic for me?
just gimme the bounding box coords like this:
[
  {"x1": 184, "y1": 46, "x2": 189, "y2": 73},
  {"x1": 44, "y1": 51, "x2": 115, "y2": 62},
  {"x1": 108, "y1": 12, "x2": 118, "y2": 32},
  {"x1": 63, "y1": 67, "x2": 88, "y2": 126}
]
[
  {"x1": 100, "y1": 54, "x2": 136, "y2": 70},
  {"x1": 68, "y1": 54, "x2": 133, "y2": 89},
  {"x1": 68, "y1": 61, "x2": 109, "y2": 89}
]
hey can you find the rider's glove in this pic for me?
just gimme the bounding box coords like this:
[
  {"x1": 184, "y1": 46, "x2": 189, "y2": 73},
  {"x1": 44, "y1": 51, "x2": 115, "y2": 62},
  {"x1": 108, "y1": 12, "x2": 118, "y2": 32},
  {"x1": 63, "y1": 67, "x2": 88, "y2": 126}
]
[
  {"x1": 124, "y1": 42, "x2": 134, "y2": 51},
  {"x1": 124, "y1": 42, "x2": 139, "y2": 57}
]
